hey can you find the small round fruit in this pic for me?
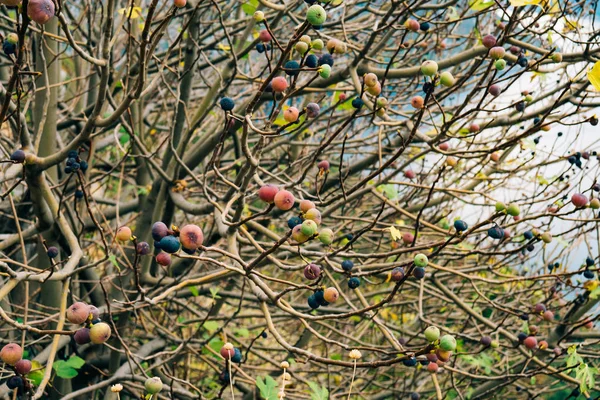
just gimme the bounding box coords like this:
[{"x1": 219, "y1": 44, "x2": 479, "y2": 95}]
[
  {"x1": 572, "y1": 193, "x2": 588, "y2": 207},
  {"x1": 295, "y1": 41, "x2": 309, "y2": 54},
  {"x1": 424, "y1": 326, "x2": 440, "y2": 342},
  {"x1": 10, "y1": 149, "x2": 25, "y2": 163},
  {"x1": 115, "y1": 226, "x2": 132, "y2": 242},
  {"x1": 551, "y1": 53, "x2": 562, "y2": 63},
  {"x1": 47, "y1": 246, "x2": 59, "y2": 258},
  {"x1": 258, "y1": 184, "x2": 279, "y2": 203},
  {"x1": 151, "y1": 222, "x2": 169, "y2": 241},
  {"x1": 427, "y1": 362, "x2": 439, "y2": 373},
  {"x1": 363, "y1": 73, "x2": 378, "y2": 87},
  {"x1": 6, "y1": 376, "x2": 23, "y2": 390},
  {"x1": 27, "y1": 0, "x2": 55, "y2": 24},
  {"x1": 306, "y1": 102, "x2": 320, "y2": 118},
  {"x1": 145, "y1": 377, "x2": 163, "y2": 394},
  {"x1": 219, "y1": 97, "x2": 235, "y2": 111},
  {"x1": 90, "y1": 322, "x2": 111, "y2": 344},
  {"x1": 74, "y1": 328, "x2": 91, "y2": 345},
  {"x1": 590, "y1": 198, "x2": 600, "y2": 209},
  {"x1": 495, "y1": 59, "x2": 507, "y2": 70},
  {"x1": 306, "y1": 4, "x2": 326, "y2": 26},
  {"x1": 480, "y1": 336, "x2": 492, "y2": 347},
  {"x1": 136, "y1": 241, "x2": 150, "y2": 255},
  {"x1": 406, "y1": 19, "x2": 420, "y2": 32},
  {"x1": 490, "y1": 152, "x2": 501, "y2": 162},
  {"x1": 543, "y1": 310, "x2": 554, "y2": 321},
  {"x1": 301, "y1": 220, "x2": 318, "y2": 236},
  {"x1": 341, "y1": 260, "x2": 354, "y2": 272},
  {"x1": 404, "y1": 170, "x2": 416, "y2": 180},
  {"x1": 318, "y1": 228, "x2": 334, "y2": 245},
  {"x1": 274, "y1": 190, "x2": 295, "y2": 211},
  {"x1": 284, "y1": 107, "x2": 299, "y2": 123},
  {"x1": 156, "y1": 252, "x2": 172, "y2": 266},
  {"x1": 253, "y1": 10, "x2": 264, "y2": 21},
  {"x1": 413, "y1": 267, "x2": 425, "y2": 279},
  {"x1": 174, "y1": 0, "x2": 187, "y2": 7},
  {"x1": 303, "y1": 263, "x2": 321, "y2": 280},
  {"x1": 482, "y1": 34, "x2": 496, "y2": 49},
  {"x1": 311, "y1": 38, "x2": 324, "y2": 50},
  {"x1": 469, "y1": 123, "x2": 480, "y2": 133},
  {"x1": 258, "y1": 29, "x2": 272, "y2": 42},
  {"x1": 454, "y1": 220, "x2": 468, "y2": 232},
  {"x1": 323, "y1": 287, "x2": 339, "y2": 303},
  {"x1": 348, "y1": 277, "x2": 360, "y2": 289},
  {"x1": 414, "y1": 253, "x2": 428, "y2": 267},
  {"x1": 179, "y1": 224, "x2": 204, "y2": 251},
  {"x1": 538, "y1": 340, "x2": 548, "y2": 350},
  {"x1": 400, "y1": 233, "x2": 414, "y2": 245},
  {"x1": 391, "y1": 267, "x2": 405, "y2": 281},
  {"x1": 307, "y1": 294, "x2": 320, "y2": 309},
  {"x1": 489, "y1": 46, "x2": 505, "y2": 59},
  {"x1": 439, "y1": 71, "x2": 455, "y2": 87},
  {"x1": 231, "y1": 348, "x2": 242, "y2": 363},
  {"x1": 411, "y1": 96, "x2": 425, "y2": 109},
  {"x1": 421, "y1": 60, "x2": 438, "y2": 77},
  {"x1": 436, "y1": 349, "x2": 452, "y2": 362},
  {"x1": 220, "y1": 342, "x2": 234, "y2": 359},
  {"x1": 488, "y1": 84, "x2": 501, "y2": 96},
  {"x1": 0, "y1": 343, "x2": 22, "y2": 365},
  {"x1": 14, "y1": 359, "x2": 32, "y2": 375},
  {"x1": 439, "y1": 335, "x2": 456, "y2": 351},
  {"x1": 541, "y1": 232, "x2": 552, "y2": 243},
  {"x1": 523, "y1": 336, "x2": 537, "y2": 349},
  {"x1": 271, "y1": 77, "x2": 288, "y2": 93},
  {"x1": 438, "y1": 142, "x2": 450, "y2": 151},
  {"x1": 159, "y1": 236, "x2": 180, "y2": 253},
  {"x1": 292, "y1": 225, "x2": 310, "y2": 243},
  {"x1": 317, "y1": 160, "x2": 330, "y2": 171},
  {"x1": 318, "y1": 64, "x2": 331, "y2": 79},
  {"x1": 300, "y1": 199, "x2": 316, "y2": 213},
  {"x1": 507, "y1": 204, "x2": 520, "y2": 216},
  {"x1": 67, "y1": 302, "x2": 90, "y2": 324},
  {"x1": 366, "y1": 81, "x2": 381, "y2": 96}
]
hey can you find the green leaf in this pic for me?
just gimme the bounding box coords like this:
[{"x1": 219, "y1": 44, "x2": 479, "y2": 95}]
[
  {"x1": 241, "y1": 0, "x2": 259, "y2": 15},
  {"x1": 256, "y1": 376, "x2": 279, "y2": 400},
  {"x1": 235, "y1": 328, "x2": 250, "y2": 338},
  {"x1": 108, "y1": 254, "x2": 119, "y2": 268},
  {"x1": 379, "y1": 184, "x2": 397, "y2": 200},
  {"x1": 203, "y1": 321, "x2": 219, "y2": 332},
  {"x1": 469, "y1": 0, "x2": 494, "y2": 11},
  {"x1": 188, "y1": 286, "x2": 199, "y2": 296},
  {"x1": 53, "y1": 361, "x2": 79, "y2": 379},
  {"x1": 27, "y1": 361, "x2": 45, "y2": 386},
  {"x1": 210, "y1": 287, "x2": 221, "y2": 299},
  {"x1": 308, "y1": 381, "x2": 329, "y2": 400},
  {"x1": 65, "y1": 356, "x2": 85, "y2": 369}
]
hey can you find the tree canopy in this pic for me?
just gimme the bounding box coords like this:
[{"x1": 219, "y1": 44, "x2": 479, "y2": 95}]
[{"x1": 1, "y1": 0, "x2": 600, "y2": 399}]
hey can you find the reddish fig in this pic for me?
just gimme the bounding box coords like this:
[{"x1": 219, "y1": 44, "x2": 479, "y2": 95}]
[
  {"x1": 67, "y1": 302, "x2": 90, "y2": 325},
  {"x1": 179, "y1": 224, "x2": 204, "y2": 251},
  {"x1": 258, "y1": 184, "x2": 279, "y2": 203},
  {"x1": 0, "y1": 343, "x2": 22, "y2": 365},
  {"x1": 14, "y1": 359, "x2": 32, "y2": 375},
  {"x1": 28, "y1": 0, "x2": 55, "y2": 25},
  {"x1": 274, "y1": 190, "x2": 295, "y2": 211}
]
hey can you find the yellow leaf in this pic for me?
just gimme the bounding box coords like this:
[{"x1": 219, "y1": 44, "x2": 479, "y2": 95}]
[
  {"x1": 389, "y1": 226, "x2": 402, "y2": 241},
  {"x1": 584, "y1": 280, "x2": 599, "y2": 292},
  {"x1": 588, "y1": 61, "x2": 600, "y2": 91},
  {"x1": 217, "y1": 43, "x2": 231, "y2": 52},
  {"x1": 563, "y1": 18, "x2": 580, "y2": 33},
  {"x1": 509, "y1": 0, "x2": 543, "y2": 8},
  {"x1": 118, "y1": 6, "x2": 142, "y2": 19}
]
